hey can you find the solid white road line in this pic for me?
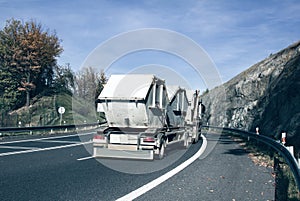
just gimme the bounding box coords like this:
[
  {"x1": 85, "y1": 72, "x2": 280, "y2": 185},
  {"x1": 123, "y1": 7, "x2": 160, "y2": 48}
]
[
  {"x1": 0, "y1": 145, "x2": 40, "y2": 150},
  {"x1": 116, "y1": 134, "x2": 208, "y2": 201},
  {"x1": 38, "y1": 140, "x2": 78, "y2": 144},
  {"x1": 0, "y1": 141, "x2": 92, "y2": 157},
  {"x1": 0, "y1": 132, "x2": 94, "y2": 145},
  {"x1": 77, "y1": 156, "x2": 94, "y2": 161}
]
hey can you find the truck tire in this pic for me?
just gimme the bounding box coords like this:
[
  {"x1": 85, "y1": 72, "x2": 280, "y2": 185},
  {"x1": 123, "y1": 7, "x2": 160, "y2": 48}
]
[
  {"x1": 192, "y1": 132, "x2": 200, "y2": 144},
  {"x1": 158, "y1": 139, "x2": 166, "y2": 160},
  {"x1": 183, "y1": 132, "x2": 189, "y2": 148}
]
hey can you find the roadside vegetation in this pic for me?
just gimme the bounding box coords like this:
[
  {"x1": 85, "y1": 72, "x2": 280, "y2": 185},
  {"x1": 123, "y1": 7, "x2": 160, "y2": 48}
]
[{"x1": 0, "y1": 18, "x2": 107, "y2": 127}]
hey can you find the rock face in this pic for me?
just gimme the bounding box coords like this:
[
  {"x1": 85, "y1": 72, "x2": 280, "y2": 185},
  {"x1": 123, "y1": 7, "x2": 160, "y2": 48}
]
[{"x1": 202, "y1": 41, "x2": 300, "y2": 148}]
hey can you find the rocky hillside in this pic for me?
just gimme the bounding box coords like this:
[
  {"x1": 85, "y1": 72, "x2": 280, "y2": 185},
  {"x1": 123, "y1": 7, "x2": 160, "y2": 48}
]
[{"x1": 202, "y1": 41, "x2": 300, "y2": 148}]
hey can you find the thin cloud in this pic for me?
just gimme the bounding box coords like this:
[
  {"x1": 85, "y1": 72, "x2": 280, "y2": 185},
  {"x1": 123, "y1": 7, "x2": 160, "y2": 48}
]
[{"x1": 0, "y1": 0, "x2": 299, "y2": 84}]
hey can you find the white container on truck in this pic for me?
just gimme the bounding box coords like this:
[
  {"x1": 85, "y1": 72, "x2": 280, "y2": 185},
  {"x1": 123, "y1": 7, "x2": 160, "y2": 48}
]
[{"x1": 93, "y1": 74, "x2": 204, "y2": 160}]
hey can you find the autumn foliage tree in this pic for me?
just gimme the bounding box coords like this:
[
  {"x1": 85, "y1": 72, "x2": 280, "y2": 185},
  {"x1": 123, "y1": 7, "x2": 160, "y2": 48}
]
[{"x1": 0, "y1": 18, "x2": 63, "y2": 109}]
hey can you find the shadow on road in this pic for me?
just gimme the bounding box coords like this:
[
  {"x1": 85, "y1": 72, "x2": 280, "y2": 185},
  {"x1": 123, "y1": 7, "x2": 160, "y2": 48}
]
[{"x1": 222, "y1": 148, "x2": 249, "y2": 156}]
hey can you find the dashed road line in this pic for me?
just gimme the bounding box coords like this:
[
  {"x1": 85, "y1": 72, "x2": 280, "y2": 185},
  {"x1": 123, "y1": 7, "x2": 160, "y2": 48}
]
[{"x1": 77, "y1": 156, "x2": 94, "y2": 161}]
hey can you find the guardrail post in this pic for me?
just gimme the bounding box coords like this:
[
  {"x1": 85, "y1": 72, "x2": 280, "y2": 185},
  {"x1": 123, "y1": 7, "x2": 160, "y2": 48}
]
[
  {"x1": 281, "y1": 132, "x2": 286, "y2": 145},
  {"x1": 274, "y1": 156, "x2": 288, "y2": 201},
  {"x1": 274, "y1": 156, "x2": 279, "y2": 200},
  {"x1": 286, "y1": 146, "x2": 295, "y2": 157},
  {"x1": 256, "y1": 127, "x2": 259, "y2": 135},
  {"x1": 281, "y1": 132, "x2": 297, "y2": 166}
]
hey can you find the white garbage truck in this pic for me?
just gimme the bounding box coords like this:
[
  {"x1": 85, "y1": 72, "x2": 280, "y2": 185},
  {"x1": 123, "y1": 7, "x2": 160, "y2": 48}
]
[{"x1": 93, "y1": 74, "x2": 204, "y2": 160}]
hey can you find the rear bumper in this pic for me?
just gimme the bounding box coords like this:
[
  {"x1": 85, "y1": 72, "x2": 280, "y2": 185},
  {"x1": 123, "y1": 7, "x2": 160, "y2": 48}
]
[
  {"x1": 93, "y1": 127, "x2": 159, "y2": 160},
  {"x1": 93, "y1": 146, "x2": 154, "y2": 160}
]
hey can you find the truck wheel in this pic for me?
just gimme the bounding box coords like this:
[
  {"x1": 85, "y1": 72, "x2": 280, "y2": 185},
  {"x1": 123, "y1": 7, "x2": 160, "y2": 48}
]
[
  {"x1": 158, "y1": 140, "x2": 166, "y2": 160},
  {"x1": 193, "y1": 133, "x2": 200, "y2": 144},
  {"x1": 183, "y1": 132, "x2": 189, "y2": 148}
]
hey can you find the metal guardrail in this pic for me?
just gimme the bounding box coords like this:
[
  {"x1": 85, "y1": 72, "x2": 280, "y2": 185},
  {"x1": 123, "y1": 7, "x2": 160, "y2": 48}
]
[
  {"x1": 203, "y1": 125, "x2": 300, "y2": 192},
  {"x1": 0, "y1": 122, "x2": 107, "y2": 135}
]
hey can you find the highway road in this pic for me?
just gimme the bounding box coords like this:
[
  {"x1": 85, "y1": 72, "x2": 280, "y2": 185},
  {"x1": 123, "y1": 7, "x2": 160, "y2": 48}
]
[{"x1": 0, "y1": 130, "x2": 274, "y2": 200}]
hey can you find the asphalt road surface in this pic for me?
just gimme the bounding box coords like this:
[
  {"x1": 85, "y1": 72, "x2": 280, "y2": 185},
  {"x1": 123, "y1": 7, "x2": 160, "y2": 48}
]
[{"x1": 0, "y1": 130, "x2": 274, "y2": 201}]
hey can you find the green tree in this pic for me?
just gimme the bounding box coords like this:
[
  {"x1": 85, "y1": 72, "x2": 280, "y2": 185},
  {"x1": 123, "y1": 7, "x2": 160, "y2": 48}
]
[
  {"x1": 53, "y1": 63, "x2": 75, "y2": 94},
  {"x1": 0, "y1": 19, "x2": 23, "y2": 110},
  {"x1": 0, "y1": 18, "x2": 63, "y2": 108}
]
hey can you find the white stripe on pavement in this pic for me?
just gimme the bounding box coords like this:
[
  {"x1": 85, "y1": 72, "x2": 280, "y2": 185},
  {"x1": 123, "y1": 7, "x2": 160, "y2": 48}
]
[
  {"x1": 0, "y1": 141, "x2": 92, "y2": 157},
  {"x1": 116, "y1": 134, "x2": 208, "y2": 201},
  {"x1": 0, "y1": 132, "x2": 94, "y2": 145},
  {"x1": 38, "y1": 140, "x2": 78, "y2": 144},
  {"x1": 0, "y1": 145, "x2": 40, "y2": 150},
  {"x1": 77, "y1": 156, "x2": 94, "y2": 161}
]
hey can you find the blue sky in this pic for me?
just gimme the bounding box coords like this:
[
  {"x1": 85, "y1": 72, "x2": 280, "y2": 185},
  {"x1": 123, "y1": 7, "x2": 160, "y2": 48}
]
[{"x1": 1, "y1": 0, "x2": 300, "y2": 90}]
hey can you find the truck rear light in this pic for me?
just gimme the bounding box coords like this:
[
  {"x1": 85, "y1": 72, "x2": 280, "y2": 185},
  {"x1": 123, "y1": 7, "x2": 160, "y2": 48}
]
[
  {"x1": 143, "y1": 137, "x2": 155, "y2": 143},
  {"x1": 94, "y1": 135, "x2": 105, "y2": 140}
]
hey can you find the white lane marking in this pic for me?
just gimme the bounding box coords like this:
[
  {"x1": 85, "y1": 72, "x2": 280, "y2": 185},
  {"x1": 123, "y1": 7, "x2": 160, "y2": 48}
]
[
  {"x1": 0, "y1": 132, "x2": 94, "y2": 145},
  {"x1": 116, "y1": 134, "x2": 208, "y2": 201},
  {"x1": 0, "y1": 145, "x2": 40, "y2": 150},
  {"x1": 0, "y1": 141, "x2": 92, "y2": 157},
  {"x1": 39, "y1": 140, "x2": 78, "y2": 144},
  {"x1": 77, "y1": 156, "x2": 94, "y2": 161}
]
